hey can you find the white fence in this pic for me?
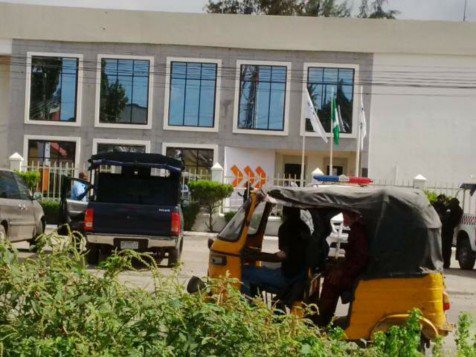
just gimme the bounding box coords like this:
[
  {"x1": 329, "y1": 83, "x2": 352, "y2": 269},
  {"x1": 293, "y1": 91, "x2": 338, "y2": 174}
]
[{"x1": 11, "y1": 158, "x2": 475, "y2": 214}]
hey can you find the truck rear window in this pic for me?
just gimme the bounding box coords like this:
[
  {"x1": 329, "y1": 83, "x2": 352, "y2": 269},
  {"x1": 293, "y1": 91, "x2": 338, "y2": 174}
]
[{"x1": 95, "y1": 173, "x2": 180, "y2": 205}]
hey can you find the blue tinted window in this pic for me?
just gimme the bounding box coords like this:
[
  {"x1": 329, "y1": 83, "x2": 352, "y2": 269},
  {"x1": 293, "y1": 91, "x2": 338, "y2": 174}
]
[
  {"x1": 306, "y1": 67, "x2": 354, "y2": 133},
  {"x1": 99, "y1": 58, "x2": 150, "y2": 125},
  {"x1": 29, "y1": 56, "x2": 79, "y2": 122},
  {"x1": 238, "y1": 64, "x2": 286, "y2": 131},
  {"x1": 168, "y1": 61, "x2": 217, "y2": 128}
]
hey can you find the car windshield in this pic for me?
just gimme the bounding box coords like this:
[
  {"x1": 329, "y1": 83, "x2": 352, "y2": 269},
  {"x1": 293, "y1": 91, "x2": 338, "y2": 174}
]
[{"x1": 218, "y1": 201, "x2": 266, "y2": 242}]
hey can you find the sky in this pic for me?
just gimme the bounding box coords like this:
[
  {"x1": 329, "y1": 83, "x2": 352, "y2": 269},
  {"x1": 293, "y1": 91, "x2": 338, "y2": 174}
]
[{"x1": 2, "y1": 0, "x2": 475, "y2": 22}]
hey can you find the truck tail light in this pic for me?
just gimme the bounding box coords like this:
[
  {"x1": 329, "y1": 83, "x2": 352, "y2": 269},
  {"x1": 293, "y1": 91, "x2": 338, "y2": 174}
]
[
  {"x1": 171, "y1": 211, "x2": 181, "y2": 236},
  {"x1": 443, "y1": 291, "x2": 450, "y2": 311},
  {"x1": 84, "y1": 208, "x2": 94, "y2": 231}
]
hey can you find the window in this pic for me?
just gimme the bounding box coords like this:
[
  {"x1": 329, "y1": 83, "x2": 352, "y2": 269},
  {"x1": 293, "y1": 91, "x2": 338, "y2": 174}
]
[
  {"x1": 0, "y1": 171, "x2": 20, "y2": 199},
  {"x1": 99, "y1": 58, "x2": 150, "y2": 125},
  {"x1": 168, "y1": 61, "x2": 217, "y2": 128},
  {"x1": 165, "y1": 147, "x2": 213, "y2": 174},
  {"x1": 27, "y1": 139, "x2": 76, "y2": 166},
  {"x1": 14, "y1": 174, "x2": 32, "y2": 200},
  {"x1": 97, "y1": 143, "x2": 146, "y2": 154},
  {"x1": 29, "y1": 56, "x2": 79, "y2": 122},
  {"x1": 306, "y1": 67, "x2": 355, "y2": 133},
  {"x1": 238, "y1": 64, "x2": 287, "y2": 131}
]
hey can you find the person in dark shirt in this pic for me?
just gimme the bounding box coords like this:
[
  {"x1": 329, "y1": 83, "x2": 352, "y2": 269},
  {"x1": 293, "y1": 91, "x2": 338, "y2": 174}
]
[
  {"x1": 316, "y1": 211, "x2": 369, "y2": 327},
  {"x1": 241, "y1": 207, "x2": 310, "y2": 296},
  {"x1": 441, "y1": 198, "x2": 463, "y2": 269},
  {"x1": 432, "y1": 194, "x2": 447, "y2": 221}
]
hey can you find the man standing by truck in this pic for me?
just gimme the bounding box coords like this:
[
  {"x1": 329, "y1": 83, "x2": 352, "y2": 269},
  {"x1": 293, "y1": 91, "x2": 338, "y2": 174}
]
[{"x1": 442, "y1": 198, "x2": 463, "y2": 269}]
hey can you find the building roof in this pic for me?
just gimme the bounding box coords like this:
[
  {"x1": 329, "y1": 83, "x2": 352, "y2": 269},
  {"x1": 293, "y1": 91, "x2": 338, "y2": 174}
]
[{"x1": 1, "y1": 2, "x2": 476, "y2": 56}]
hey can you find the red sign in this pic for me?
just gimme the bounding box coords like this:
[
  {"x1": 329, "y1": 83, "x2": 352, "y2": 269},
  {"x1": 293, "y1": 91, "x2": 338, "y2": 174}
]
[
  {"x1": 231, "y1": 165, "x2": 244, "y2": 187},
  {"x1": 255, "y1": 166, "x2": 267, "y2": 189},
  {"x1": 244, "y1": 166, "x2": 255, "y2": 186}
]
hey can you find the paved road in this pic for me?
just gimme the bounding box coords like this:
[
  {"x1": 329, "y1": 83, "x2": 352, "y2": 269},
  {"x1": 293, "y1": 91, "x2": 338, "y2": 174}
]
[{"x1": 13, "y1": 233, "x2": 475, "y2": 349}]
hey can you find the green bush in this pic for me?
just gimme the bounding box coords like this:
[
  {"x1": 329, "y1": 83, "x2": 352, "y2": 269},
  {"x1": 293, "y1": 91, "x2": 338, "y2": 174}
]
[
  {"x1": 0, "y1": 233, "x2": 473, "y2": 356},
  {"x1": 15, "y1": 170, "x2": 40, "y2": 191},
  {"x1": 224, "y1": 211, "x2": 237, "y2": 224},
  {"x1": 39, "y1": 199, "x2": 60, "y2": 225},
  {"x1": 189, "y1": 180, "x2": 234, "y2": 232},
  {"x1": 182, "y1": 202, "x2": 200, "y2": 231}
]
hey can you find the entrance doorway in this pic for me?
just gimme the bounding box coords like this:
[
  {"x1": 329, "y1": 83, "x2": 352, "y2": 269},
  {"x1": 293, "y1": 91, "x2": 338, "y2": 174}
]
[{"x1": 284, "y1": 163, "x2": 302, "y2": 180}]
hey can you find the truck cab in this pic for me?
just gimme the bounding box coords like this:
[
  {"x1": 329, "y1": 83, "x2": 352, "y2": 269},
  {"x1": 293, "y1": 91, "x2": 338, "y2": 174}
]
[{"x1": 59, "y1": 152, "x2": 184, "y2": 266}]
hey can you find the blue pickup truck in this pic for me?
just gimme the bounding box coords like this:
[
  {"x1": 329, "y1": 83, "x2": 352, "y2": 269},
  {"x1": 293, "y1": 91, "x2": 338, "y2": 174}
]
[{"x1": 59, "y1": 152, "x2": 184, "y2": 266}]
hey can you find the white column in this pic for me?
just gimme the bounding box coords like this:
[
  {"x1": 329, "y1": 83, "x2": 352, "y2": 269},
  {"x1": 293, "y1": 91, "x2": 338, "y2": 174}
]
[{"x1": 9, "y1": 152, "x2": 24, "y2": 172}]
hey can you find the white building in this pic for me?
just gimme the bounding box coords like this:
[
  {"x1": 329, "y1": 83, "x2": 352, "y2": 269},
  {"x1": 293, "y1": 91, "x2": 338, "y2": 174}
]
[{"x1": 0, "y1": 3, "x2": 475, "y2": 186}]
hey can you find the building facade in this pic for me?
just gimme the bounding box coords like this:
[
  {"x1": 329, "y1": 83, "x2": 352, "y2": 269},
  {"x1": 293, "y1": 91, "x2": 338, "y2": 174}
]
[{"x1": 0, "y1": 3, "x2": 475, "y2": 185}]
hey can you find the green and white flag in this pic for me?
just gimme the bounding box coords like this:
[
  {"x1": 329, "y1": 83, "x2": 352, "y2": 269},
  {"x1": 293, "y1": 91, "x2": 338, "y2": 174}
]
[{"x1": 331, "y1": 96, "x2": 340, "y2": 145}]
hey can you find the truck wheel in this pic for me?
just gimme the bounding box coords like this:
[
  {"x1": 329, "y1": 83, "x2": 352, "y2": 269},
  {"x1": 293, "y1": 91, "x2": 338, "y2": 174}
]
[
  {"x1": 457, "y1": 238, "x2": 475, "y2": 270},
  {"x1": 168, "y1": 239, "x2": 183, "y2": 267},
  {"x1": 86, "y1": 244, "x2": 100, "y2": 265}
]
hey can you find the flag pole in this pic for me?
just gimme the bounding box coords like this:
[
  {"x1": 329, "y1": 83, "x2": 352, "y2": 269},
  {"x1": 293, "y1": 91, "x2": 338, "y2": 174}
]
[
  {"x1": 329, "y1": 89, "x2": 334, "y2": 175},
  {"x1": 355, "y1": 86, "x2": 363, "y2": 176},
  {"x1": 300, "y1": 131, "x2": 306, "y2": 185}
]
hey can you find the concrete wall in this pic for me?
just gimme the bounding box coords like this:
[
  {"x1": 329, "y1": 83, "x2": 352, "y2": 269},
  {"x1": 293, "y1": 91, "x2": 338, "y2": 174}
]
[
  {"x1": 2, "y1": 3, "x2": 476, "y2": 56},
  {"x1": 369, "y1": 53, "x2": 476, "y2": 184},
  {"x1": 8, "y1": 40, "x2": 372, "y2": 175},
  {"x1": 0, "y1": 57, "x2": 9, "y2": 168}
]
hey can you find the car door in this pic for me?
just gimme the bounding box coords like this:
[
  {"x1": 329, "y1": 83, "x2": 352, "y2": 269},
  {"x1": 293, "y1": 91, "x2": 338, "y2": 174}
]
[
  {"x1": 13, "y1": 172, "x2": 37, "y2": 239},
  {"x1": 0, "y1": 171, "x2": 23, "y2": 241},
  {"x1": 59, "y1": 176, "x2": 90, "y2": 232}
]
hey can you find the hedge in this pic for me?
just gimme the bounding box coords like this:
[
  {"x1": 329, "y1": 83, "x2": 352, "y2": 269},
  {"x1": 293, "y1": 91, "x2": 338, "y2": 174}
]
[
  {"x1": 0, "y1": 233, "x2": 474, "y2": 356},
  {"x1": 39, "y1": 199, "x2": 60, "y2": 225}
]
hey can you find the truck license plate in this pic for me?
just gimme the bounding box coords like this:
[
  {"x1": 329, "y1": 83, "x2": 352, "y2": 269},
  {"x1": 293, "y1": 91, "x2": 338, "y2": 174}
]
[{"x1": 120, "y1": 241, "x2": 139, "y2": 250}]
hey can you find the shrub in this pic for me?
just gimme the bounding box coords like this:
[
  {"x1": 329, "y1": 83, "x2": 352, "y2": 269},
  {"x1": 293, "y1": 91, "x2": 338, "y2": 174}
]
[
  {"x1": 224, "y1": 211, "x2": 237, "y2": 224},
  {"x1": 188, "y1": 180, "x2": 234, "y2": 232},
  {"x1": 182, "y1": 202, "x2": 200, "y2": 231},
  {"x1": 0, "y1": 233, "x2": 473, "y2": 356},
  {"x1": 15, "y1": 170, "x2": 40, "y2": 191},
  {"x1": 39, "y1": 199, "x2": 60, "y2": 225}
]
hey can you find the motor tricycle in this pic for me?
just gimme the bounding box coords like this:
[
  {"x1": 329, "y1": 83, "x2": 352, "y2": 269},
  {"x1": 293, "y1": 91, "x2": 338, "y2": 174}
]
[{"x1": 195, "y1": 185, "x2": 451, "y2": 342}]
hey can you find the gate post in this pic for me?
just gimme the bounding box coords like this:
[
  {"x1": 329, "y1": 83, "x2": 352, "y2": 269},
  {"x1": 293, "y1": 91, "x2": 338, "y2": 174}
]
[
  {"x1": 9, "y1": 152, "x2": 24, "y2": 172},
  {"x1": 211, "y1": 162, "x2": 224, "y2": 183},
  {"x1": 413, "y1": 174, "x2": 427, "y2": 189}
]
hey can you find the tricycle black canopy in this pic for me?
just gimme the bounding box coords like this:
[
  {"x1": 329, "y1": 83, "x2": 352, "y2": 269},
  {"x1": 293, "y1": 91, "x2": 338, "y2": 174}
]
[{"x1": 265, "y1": 185, "x2": 443, "y2": 279}]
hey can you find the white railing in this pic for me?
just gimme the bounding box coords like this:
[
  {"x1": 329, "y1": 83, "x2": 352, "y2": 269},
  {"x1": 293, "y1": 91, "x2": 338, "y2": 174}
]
[
  {"x1": 23, "y1": 161, "x2": 82, "y2": 201},
  {"x1": 18, "y1": 160, "x2": 474, "y2": 214}
]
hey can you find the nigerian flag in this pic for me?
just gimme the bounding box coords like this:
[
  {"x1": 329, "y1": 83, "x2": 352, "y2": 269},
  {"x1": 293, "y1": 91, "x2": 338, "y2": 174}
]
[{"x1": 331, "y1": 96, "x2": 340, "y2": 145}]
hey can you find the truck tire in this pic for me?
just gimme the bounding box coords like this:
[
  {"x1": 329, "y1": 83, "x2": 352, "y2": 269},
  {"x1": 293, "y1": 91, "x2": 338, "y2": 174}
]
[
  {"x1": 457, "y1": 238, "x2": 475, "y2": 270},
  {"x1": 86, "y1": 244, "x2": 100, "y2": 265},
  {"x1": 168, "y1": 238, "x2": 183, "y2": 267}
]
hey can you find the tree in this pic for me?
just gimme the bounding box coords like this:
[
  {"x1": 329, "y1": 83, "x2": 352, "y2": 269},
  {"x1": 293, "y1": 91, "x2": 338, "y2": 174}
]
[
  {"x1": 299, "y1": 0, "x2": 351, "y2": 17},
  {"x1": 358, "y1": 0, "x2": 399, "y2": 19},
  {"x1": 188, "y1": 180, "x2": 234, "y2": 232},
  {"x1": 205, "y1": 0, "x2": 351, "y2": 17}
]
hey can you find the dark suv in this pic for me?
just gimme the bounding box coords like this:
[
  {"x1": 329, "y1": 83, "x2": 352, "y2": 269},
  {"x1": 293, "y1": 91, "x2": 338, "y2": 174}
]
[
  {"x1": 0, "y1": 169, "x2": 45, "y2": 244},
  {"x1": 59, "y1": 152, "x2": 185, "y2": 266}
]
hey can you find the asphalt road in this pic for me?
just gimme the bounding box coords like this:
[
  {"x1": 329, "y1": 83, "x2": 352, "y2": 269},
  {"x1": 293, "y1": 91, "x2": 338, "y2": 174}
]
[{"x1": 13, "y1": 233, "x2": 475, "y2": 350}]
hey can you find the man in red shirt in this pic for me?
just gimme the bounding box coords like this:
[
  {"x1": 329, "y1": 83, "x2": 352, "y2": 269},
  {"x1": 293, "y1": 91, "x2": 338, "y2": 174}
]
[{"x1": 316, "y1": 211, "x2": 369, "y2": 327}]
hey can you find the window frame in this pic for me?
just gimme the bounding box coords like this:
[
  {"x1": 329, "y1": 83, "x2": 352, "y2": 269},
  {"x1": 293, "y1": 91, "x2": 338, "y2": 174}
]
[
  {"x1": 24, "y1": 52, "x2": 83, "y2": 127},
  {"x1": 233, "y1": 60, "x2": 291, "y2": 136},
  {"x1": 163, "y1": 57, "x2": 221, "y2": 132},
  {"x1": 94, "y1": 54, "x2": 154, "y2": 130},
  {"x1": 23, "y1": 135, "x2": 81, "y2": 169},
  {"x1": 92, "y1": 138, "x2": 151, "y2": 155},
  {"x1": 301, "y1": 62, "x2": 359, "y2": 139}
]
